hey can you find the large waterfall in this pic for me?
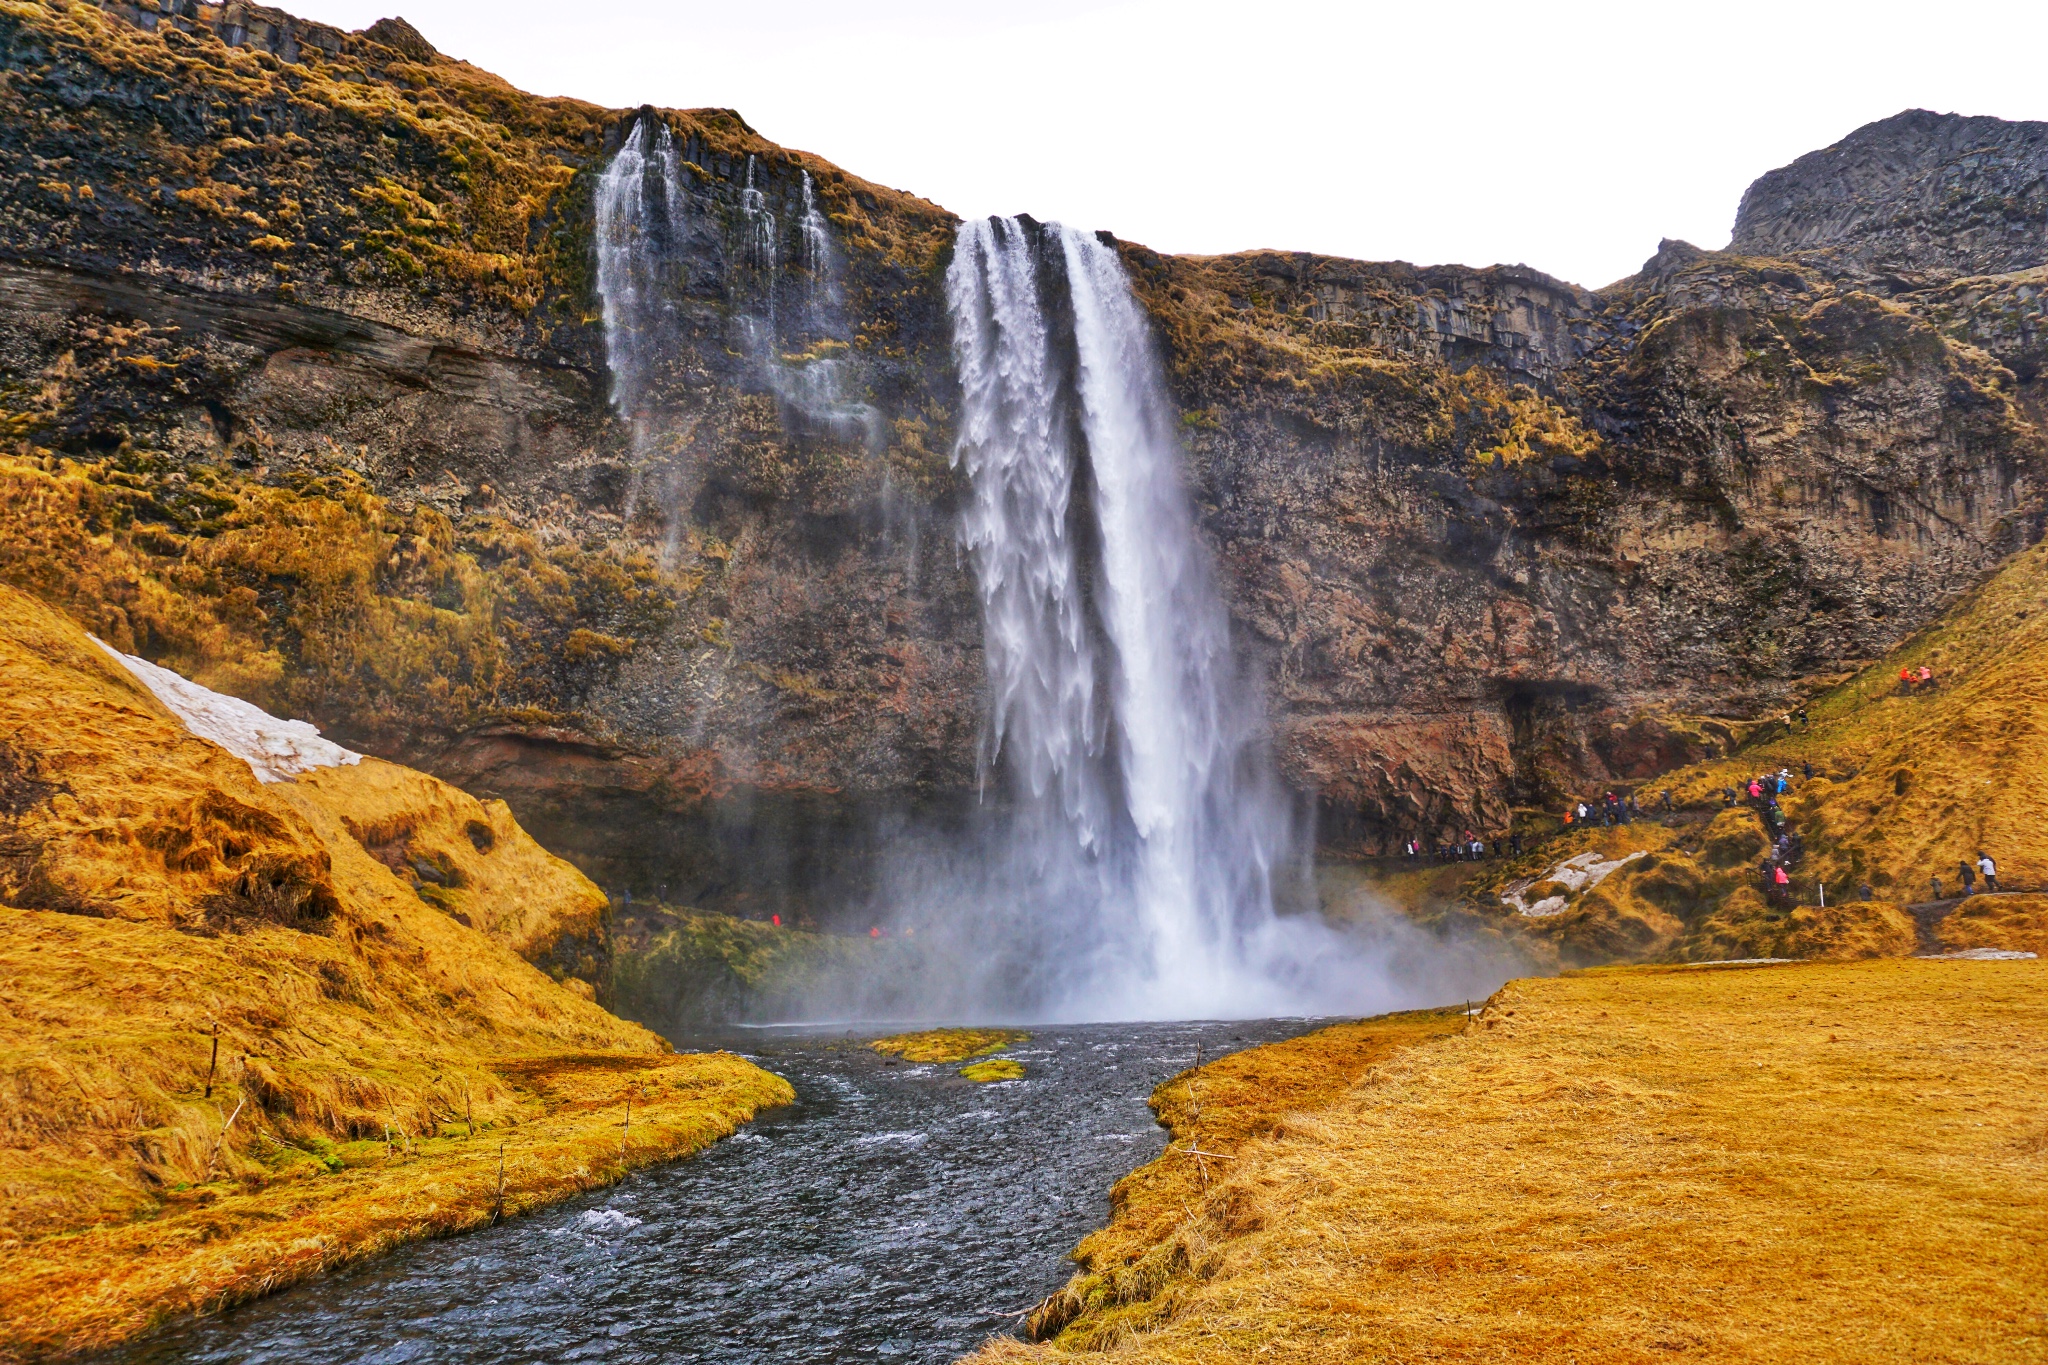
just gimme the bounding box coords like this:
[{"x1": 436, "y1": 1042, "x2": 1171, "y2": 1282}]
[
  {"x1": 946, "y1": 218, "x2": 1358, "y2": 1019},
  {"x1": 591, "y1": 115, "x2": 1406, "y2": 1019}
]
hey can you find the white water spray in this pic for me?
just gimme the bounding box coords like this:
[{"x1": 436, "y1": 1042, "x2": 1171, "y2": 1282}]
[
  {"x1": 594, "y1": 119, "x2": 686, "y2": 421},
  {"x1": 945, "y1": 217, "x2": 1371, "y2": 1019}
]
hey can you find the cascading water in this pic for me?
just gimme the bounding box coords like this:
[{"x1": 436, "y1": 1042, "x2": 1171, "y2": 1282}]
[
  {"x1": 589, "y1": 116, "x2": 1416, "y2": 1019},
  {"x1": 594, "y1": 118, "x2": 693, "y2": 544},
  {"x1": 594, "y1": 119, "x2": 687, "y2": 422},
  {"x1": 797, "y1": 171, "x2": 839, "y2": 299},
  {"x1": 944, "y1": 217, "x2": 1372, "y2": 1019}
]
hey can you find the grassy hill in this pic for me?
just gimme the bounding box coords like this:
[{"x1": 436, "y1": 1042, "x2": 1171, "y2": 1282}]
[
  {"x1": 1334, "y1": 539, "x2": 2048, "y2": 967},
  {"x1": 0, "y1": 584, "x2": 789, "y2": 1361}
]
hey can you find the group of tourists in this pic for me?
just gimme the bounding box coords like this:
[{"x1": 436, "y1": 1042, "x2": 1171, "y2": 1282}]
[
  {"x1": 1385, "y1": 738, "x2": 2010, "y2": 911},
  {"x1": 1897, "y1": 663, "x2": 1937, "y2": 694},
  {"x1": 1402, "y1": 834, "x2": 1492, "y2": 863},
  {"x1": 1563, "y1": 791, "x2": 1647, "y2": 828},
  {"x1": 1930, "y1": 853, "x2": 2001, "y2": 900}
]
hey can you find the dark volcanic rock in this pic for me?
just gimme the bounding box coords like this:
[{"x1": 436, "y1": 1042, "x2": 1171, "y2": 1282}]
[{"x1": 1733, "y1": 109, "x2": 2048, "y2": 281}]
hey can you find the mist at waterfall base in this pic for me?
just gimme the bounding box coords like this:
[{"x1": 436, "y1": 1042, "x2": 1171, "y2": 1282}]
[
  {"x1": 847, "y1": 216, "x2": 1505, "y2": 1024},
  {"x1": 590, "y1": 126, "x2": 1512, "y2": 1024}
]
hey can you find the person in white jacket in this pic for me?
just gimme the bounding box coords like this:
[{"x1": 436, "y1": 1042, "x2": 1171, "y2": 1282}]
[{"x1": 1977, "y1": 852, "x2": 2000, "y2": 893}]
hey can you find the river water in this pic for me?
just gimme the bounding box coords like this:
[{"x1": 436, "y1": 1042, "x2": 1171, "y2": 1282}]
[{"x1": 103, "y1": 1017, "x2": 1328, "y2": 1365}]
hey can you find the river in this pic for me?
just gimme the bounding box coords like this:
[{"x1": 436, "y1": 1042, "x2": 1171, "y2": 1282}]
[{"x1": 101, "y1": 1017, "x2": 1329, "y2": 1364}]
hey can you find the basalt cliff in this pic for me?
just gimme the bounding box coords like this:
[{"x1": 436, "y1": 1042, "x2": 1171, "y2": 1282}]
[{"x1": 2, "y1": 0, "x2": 2044, "y2": 921}]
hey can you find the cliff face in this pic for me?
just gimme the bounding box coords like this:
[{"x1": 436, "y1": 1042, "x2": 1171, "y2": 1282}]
[
  {"x1": 1, "y1": 1, "x2": 2042, "y2": 911},
  {"x1": 1732, "y1": 109, "x2": 2048, "y2": 281}
]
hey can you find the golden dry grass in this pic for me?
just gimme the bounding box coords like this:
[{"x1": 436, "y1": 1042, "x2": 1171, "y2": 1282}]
[
  {"x1": 1939, "y1": 894, "x2": 2048, "y2": 955},
  {"x1": 870, "y1": 1028, "x2": 1031, "y2": 1064},
  {"x1": 974, "y1": 959, "x2": 2047, "y2": 1365},
  {"x1": 960, "y1": 1059, "x2": 1027, "y2": 1082},
  {"x1": 1022, "y1": 1009, "x2": 1466, "y2": 1343},
  {"x1": 0, "y1": 584, "x2": 790, "y2": 1359}
]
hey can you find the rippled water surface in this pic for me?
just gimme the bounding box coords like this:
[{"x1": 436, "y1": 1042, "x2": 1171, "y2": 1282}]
[{"x1": 104, "y1": 1018, "x2": 1328, "y2": 1365}]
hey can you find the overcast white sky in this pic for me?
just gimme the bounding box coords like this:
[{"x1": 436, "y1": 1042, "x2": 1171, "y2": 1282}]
[{"x1": 290, "y1": 0, "x2": 2048, "y2": 289}]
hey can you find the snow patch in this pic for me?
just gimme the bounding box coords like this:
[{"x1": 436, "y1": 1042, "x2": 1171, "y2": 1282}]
[
  {"x1": 93, "y1": 638, "x2": 361, "y2": 783},
  {"x1": 1919, "y1": 948, "x2": 2037, "y2": 961},
  {"x1": 1501, "y1": 850, "x2": 1648, "y2": 916}
]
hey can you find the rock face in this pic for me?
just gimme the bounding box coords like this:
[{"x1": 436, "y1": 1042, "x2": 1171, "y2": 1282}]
[
  {"x1": 0, "y1": 2, "x2": 2043, "y2": 914},
  {"x1": 1733, "y1": 109, "x2": 2048, "y2": 280}
]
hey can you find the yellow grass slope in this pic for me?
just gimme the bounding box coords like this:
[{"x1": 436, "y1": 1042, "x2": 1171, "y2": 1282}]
[
  {"x1": 976, "y1": 958, "x2": 2046, "y2": 1364},
  {"x1": 1663, "y1": 538, "x2": 2048, "y2": 900},
  {"x1": 0, "y1": 584, "x2": 790, "y2": 1361},
  {"x1": 1338, "y1": 541, "x2": 2048, "y2": 967}
]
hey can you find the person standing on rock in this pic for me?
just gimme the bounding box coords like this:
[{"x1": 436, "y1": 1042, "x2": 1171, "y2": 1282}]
[
  {"x1": 1978, "y1": 852, "x2": 1999, "y2": 893},
  {"x1": 1959, "y1": 860, "x2": 1977, "y2": 896}
]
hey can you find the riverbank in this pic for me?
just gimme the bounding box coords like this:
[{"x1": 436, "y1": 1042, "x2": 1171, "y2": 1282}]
[
  {"x1": 0, "y1": 585, "x2": 794, "y2": 1361},
  {"x1": 980, "y1": 957, "x2": 2046, "y2": 1363},
  {"x1": 0, "y1": 1038, "x2": 788, "y2": 1363}
]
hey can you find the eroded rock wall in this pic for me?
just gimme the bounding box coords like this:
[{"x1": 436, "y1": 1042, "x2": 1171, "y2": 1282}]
[{"x1": 1, "y1": 1, "x2": 2042, "y2": 907}]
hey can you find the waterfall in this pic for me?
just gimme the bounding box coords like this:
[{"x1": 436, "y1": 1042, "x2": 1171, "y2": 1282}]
[
  {"x1": 945, "y1": 217, "x2": 1350, "y2": 1019},
  {"x1": 594, "y1": 119, "x2": 687, "y2": 420},
  {"x1": 798, "y1": 171, "x2": 837, "y2": 284}
]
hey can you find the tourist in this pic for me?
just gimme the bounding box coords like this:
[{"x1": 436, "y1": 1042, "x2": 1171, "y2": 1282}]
[
  {"x1": 1918, "y1": 664, "x2": 1933, "y2": 688},
  {"x1": 1978, "y1": 852, "x2": 1999, "y2": 893},
  {"x1": 1958, "y1": 860, "x2": 1976, "y2": 896},
  {"x1": 1772, "y1": 864, "x2": 1791, "y2": 904},
  {"x1": 1929, "y1": 874, "x2": 1942, "y2": 901},
  {"x1": 1899, "y1": 665, "x2": 1914, "y2": 693},
  {"x1": 1803, "y1": 760, "x2": 1814, "y2": 781},
  {"x1": 1858, "y1": 884, "x2": 1873, "y2": 902},
  {"x1": 1661, "y1": 788, "x2": 1673, "y2": 813},
  {"x1": 1796, "y1": 707, "x2": 1809, "y2": 730},
  {"x1": 1509, "y1": 831, "x2": 1523, "y2": 857}
]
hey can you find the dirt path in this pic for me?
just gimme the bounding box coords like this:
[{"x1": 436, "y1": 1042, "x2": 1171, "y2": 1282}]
[{"x1": 1899, "y1": 889, "x2": 2031, "y2": 954}]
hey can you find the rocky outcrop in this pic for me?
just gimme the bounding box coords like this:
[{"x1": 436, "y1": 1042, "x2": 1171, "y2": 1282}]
[
  {"x1": 1732, "y1": 109, "x2": 2048, "y2": 281},
  {"x1": 0, "y1": 2, "x2": 2042, "y2": 910}
]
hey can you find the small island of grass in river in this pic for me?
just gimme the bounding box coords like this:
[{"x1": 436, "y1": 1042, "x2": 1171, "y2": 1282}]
[{"x1": 870, "y1": 1028, "x2": 1031, "y2": 1064}]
